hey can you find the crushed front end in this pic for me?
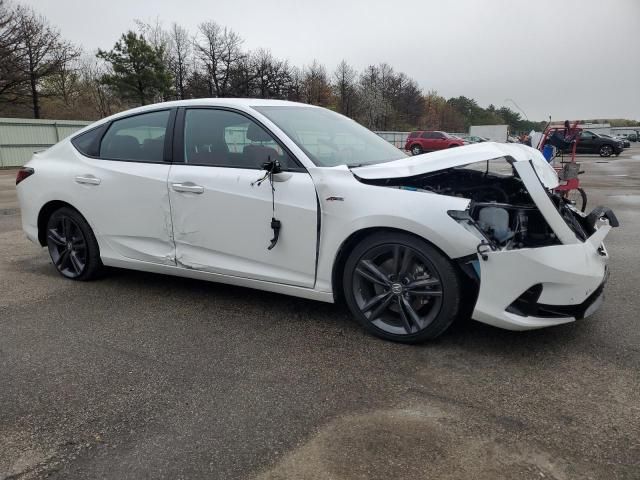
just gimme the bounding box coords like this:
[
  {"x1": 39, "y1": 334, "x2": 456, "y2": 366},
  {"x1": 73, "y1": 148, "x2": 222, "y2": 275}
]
[
  {"x1": 444, "y1": 155, "x2": 617, "y2": 330},
  {"x1": 355, "y1": 144, "x2": 618, "y2": 331}
]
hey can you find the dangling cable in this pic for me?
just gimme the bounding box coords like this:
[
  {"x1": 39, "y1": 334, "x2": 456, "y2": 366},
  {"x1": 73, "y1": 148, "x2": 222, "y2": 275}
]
[
  {"x1": 267, "y1": 168, "x2": 281, "y2": 250},
  {"x1": 251, "y1": 158, "x2": 282, "y2": 250}
]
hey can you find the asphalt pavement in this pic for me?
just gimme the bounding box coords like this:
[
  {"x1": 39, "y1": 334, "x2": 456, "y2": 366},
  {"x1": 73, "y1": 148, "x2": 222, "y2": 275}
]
[{"x1": 0, "y1": 147, "x2": 638, "y2": 480}]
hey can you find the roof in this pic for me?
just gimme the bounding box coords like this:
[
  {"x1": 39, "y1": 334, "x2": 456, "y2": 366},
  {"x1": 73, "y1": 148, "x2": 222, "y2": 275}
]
[
  {"x1": 120, "y1": 98, "x2": 315, "y2": 114},
  {"x1": 71, "y1": 98, "x2": 318, "y2": 136}
]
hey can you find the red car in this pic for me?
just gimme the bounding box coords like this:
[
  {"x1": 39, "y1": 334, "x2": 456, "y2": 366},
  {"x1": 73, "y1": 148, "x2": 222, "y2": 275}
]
[{"x1": 405, "y1": 131, "x2": 466, "y2": 155}]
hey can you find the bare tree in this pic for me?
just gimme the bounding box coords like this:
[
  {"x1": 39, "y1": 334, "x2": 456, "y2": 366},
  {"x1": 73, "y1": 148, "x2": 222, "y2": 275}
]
[
  {"x1": 358, "y1": 65, "x2": 384, "y2": 129},
  {"x1": 247, "y1": 48, "x2": 292, "y2": 99},
  {"x1": 227, "y1": 54, "x2": 253, "y2": 97},
  {"x1": 195, "y1": 21, "x2": 243, "y2": 97},
  {"x1": 286, "y1": 66, "x2": 303, "y2": 102},
  {"x1": 135, "y1": 18, "x2": 168, "y2": 53},
  {"x1": 168, "y1": 23, "x2": 190, "y2": 99},
  {"x1": 332, "y1": 60, "x2": 357, "y2": 116},
  {"x1": 44, "y1": 42, "x2": 82, "y2": 107},
  {"x1": 301, "y1": 60, "x2": 331, "y2": 106},
  {"x1": 78, "y1": 57, "x2": 119, "y2": 117},
  {"x1": 252, "y1": 48, "x2": 274, "y2": 98},
  {"x1": 0, "y1": 1, "x2": 24, "y2": 103},
  {"x1": 12, "y1": 5, "x2": 76, "y2": 118}
]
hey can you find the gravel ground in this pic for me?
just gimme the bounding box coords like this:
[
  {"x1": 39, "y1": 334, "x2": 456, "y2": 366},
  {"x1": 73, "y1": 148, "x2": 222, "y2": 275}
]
[{"x1": 0, "y1": 146, "x2": 638, "y2": 480}]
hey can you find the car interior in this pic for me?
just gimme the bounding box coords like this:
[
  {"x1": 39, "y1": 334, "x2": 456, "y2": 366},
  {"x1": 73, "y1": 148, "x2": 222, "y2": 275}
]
[
  {"x1": 185, "y1": 115, "x2": 286, "y2": 169},
  {"x1": 101, "y1": 133, "x2": 165, "y2": 161}
]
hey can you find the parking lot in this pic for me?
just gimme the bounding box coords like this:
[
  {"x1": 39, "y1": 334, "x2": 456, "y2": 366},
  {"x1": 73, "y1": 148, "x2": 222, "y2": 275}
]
[{"x1": 1, "y1": 148, "x2": 639, "y2": 480}]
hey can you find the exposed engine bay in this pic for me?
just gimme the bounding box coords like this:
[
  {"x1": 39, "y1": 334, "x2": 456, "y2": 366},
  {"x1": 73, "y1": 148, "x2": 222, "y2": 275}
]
[{"x1": 363, "y1": 165, "x2": 573, "y2": 250}]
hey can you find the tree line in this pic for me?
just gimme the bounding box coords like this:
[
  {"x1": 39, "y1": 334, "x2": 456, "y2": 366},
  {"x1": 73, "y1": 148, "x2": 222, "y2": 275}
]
[{"x1": 1, "y1": 2, "x2": 636, "y2": 132}]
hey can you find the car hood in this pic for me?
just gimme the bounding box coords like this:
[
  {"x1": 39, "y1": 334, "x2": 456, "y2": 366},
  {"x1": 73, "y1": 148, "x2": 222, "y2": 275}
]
[{"x1": 352, "y1": 142, "x2": 560, "y2": 189}]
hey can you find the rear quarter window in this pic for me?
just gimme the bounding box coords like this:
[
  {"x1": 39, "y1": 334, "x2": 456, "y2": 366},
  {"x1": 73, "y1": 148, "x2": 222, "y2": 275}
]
[{"x1": 71, "y1": 124, "x2": 108, "y2": 157}]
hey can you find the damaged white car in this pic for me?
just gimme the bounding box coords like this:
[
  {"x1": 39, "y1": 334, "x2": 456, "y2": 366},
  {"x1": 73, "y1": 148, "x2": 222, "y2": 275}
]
[{"x1": 16, "y1": 99, "x2": 618, "y2": 343}]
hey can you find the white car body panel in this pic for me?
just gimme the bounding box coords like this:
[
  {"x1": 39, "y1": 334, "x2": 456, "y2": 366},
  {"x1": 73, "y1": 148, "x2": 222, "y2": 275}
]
[
  {"x1": 168, "y1": 165, "x2": 318, "y2": 287},
  {"x1": 473, "y1": 237, "x2": 608, "y2": 330},
  {"x1": 103, "y1": 255, "x2": 334, "y2": 303},
  {"x1": 16, "y1": 143, "x2": 175, "y2": 266},
  {"x1": 306, "y1": 165, "x2": 476, "y2": 293},
  {"x1": 15, "y1": 98, "x2": 614, "y2": 335},
  {"x1": 352, "y1": 142, "x2": 560, "y2": 189},
  {"x1": 71, "y1": 153, "x2": 175, "y2": 266}
]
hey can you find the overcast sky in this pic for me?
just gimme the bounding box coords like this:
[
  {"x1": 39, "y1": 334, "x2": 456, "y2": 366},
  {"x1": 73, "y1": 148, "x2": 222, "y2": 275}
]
[{"x1": 25, "y1": 0, "x2": 640, "y2": 121}]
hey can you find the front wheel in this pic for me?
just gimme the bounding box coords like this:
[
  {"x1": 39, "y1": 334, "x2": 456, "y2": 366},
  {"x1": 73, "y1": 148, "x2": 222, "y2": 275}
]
[
  {"x1": 599, "y1": 145, "x2": 613, "y2": 157},
  {"x1": 342, "y1": 232, "x2": 461, "y2": 343},
  {"x1": 46, "y1": 207, "x2": 103, "y2": 280},
  {"x1": 410, "y1": 144, "x2": 423, "y2": 156}
]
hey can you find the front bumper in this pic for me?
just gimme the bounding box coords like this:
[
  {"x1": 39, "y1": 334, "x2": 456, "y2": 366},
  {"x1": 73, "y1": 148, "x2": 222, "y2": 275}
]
[{"x1": 471, "y1": 228, "x2": 610, "y2": 331}]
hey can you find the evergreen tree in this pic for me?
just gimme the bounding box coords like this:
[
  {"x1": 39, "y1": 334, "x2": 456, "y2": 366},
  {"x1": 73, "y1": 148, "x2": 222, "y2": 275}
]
[{"x1": 97, "y1": 31, "x2": 172, "y2": 106}]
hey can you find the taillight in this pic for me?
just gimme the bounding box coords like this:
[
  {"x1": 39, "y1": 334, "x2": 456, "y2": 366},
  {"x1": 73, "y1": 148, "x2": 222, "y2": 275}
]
[{"x1": 16, "y1": 167, "x2": 34, "y2": 185}]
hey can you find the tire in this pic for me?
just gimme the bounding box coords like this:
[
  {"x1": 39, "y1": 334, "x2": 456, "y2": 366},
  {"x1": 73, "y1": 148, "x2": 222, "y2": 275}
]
[
  {"x1": 46, "y1": 207, "x2": 103, "y2": 280},
  {"x1": 599, "y1": 145, "x2": 613, "y2": 157},
  {"x1": 342, "y1": 232, "x2": 461, "y2": 343},
  {"x1": 410, "y1": 144, "x2": 423, "y2": 156},
  {"x1": 566, "y1": 188, "x2": 587, "y2": 212}
]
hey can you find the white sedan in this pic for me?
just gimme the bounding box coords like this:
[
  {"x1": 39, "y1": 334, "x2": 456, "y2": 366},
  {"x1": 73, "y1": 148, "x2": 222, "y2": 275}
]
[{"x1": 15, "y1": 99, "x2": 617, "y2": 342}]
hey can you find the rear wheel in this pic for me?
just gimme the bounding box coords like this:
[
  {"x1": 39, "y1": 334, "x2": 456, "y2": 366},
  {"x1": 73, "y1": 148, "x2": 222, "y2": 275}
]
[
  {"x1": 599, "y1": 145, "x2": 613, "y2": 157},
  {"x1": 410, "y1": 144, "x2": 423, "y2": 155},
  {"x1": 46, "y1": 207, "x2": 102, "y2": 280},
  {"x1": 342, "y1": 232, "x2": 461, "y2": 343}
]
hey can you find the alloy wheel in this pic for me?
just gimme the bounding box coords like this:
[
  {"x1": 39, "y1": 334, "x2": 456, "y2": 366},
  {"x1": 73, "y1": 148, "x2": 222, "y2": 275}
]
[
  {"x1": 352, "y1": 244, "x2": 443, "y2": 335},
  {"x1": 600, "y1": 145, "x2": 613, "y2": 157},
  {"x1": 47, "y1": 215, "x2": 88, "y2": 278},
  {"x1": 411, "y1": 146, "x2": 422, "y2": 155}
]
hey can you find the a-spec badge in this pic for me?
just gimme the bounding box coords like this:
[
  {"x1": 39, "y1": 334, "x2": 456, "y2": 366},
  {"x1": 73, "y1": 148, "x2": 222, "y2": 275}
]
[{"x1": 325, "y1": 196, "x2": 344, "y2": 202}]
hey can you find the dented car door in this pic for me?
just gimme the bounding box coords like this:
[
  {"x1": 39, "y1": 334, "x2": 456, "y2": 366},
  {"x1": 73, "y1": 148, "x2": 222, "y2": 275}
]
[{"x1": 167, "y1": 107, "x2": 318, "y2": 287}]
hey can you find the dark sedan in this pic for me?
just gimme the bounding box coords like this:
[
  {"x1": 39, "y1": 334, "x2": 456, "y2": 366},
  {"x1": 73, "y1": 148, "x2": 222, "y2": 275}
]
[{"x1": 567, "y1": 130, "x2": 624, "y2": 157}]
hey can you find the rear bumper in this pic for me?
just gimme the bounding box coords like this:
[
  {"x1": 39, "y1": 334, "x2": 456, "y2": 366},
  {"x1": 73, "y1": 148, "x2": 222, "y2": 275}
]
[{"x1": 16, "y1": 184, "x2": 40, "y2": 245}]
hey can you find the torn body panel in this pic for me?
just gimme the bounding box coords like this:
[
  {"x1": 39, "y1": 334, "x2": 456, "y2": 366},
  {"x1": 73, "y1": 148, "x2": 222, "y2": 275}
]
[
  {"x1": 350, "y1": 144, "x2": 615, "y2": 330},
  {"x1": 472, "y1": 238, "x2": 608, "y2": 330}
]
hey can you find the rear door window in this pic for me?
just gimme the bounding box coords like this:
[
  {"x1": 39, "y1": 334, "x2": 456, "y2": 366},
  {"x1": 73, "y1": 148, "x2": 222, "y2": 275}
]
[{"x1": 100, "y1": 110, "x2": 170, "y2": 162}]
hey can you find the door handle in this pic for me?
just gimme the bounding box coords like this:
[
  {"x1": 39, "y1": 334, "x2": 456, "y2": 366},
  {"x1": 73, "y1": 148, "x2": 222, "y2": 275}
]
[
  {"x1": 172, "y1": 182, "x2": 204, "y2": 194},
  {"x1": 75, "y1": 175, "x2": 101, "y2": 185}
]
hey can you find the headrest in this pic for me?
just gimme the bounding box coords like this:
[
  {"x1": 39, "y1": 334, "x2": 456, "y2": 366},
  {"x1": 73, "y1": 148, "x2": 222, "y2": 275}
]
[
  {"x1": 107, "y1": 135, "x2": 139, "y2": 154},
  {"x1": 246, "y1": 122, "x2": 272, "y2": 142}
]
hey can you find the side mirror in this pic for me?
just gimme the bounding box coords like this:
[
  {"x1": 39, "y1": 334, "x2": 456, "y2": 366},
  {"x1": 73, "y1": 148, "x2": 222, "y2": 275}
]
[
  {"x1": 592, "y1": 135, "x2": 597, "y2": 140},
  {"x1": 261, "y1": 159, "x2": 282, "y2": 174}
]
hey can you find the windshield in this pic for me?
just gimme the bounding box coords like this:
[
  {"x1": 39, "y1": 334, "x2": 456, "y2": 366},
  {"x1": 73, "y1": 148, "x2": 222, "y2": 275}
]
[{"x1": 254, "y1": 106, "x2": 406, "y2": 167}]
